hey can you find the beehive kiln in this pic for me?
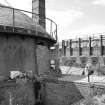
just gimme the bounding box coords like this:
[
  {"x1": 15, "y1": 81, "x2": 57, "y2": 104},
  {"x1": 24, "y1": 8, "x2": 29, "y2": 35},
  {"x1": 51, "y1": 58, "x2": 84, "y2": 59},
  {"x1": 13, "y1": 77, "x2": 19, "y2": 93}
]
[{"x1": 0, "y1": 0, "x2": 57, "y2": 104}]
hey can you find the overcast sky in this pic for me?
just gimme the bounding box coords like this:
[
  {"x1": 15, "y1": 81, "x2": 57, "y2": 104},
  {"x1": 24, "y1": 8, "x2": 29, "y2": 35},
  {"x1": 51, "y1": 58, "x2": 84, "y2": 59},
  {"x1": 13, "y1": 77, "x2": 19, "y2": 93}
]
[{"x1": 0, "y1": 0, "x2": 105, "y2": 41}]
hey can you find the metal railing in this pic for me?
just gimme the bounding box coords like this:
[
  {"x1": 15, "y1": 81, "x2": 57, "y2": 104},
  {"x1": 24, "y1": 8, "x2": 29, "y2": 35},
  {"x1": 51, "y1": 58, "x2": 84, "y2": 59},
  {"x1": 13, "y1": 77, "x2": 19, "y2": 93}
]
[{"x1": 0, "y1": 5, "x2": 57, "y2": 41}]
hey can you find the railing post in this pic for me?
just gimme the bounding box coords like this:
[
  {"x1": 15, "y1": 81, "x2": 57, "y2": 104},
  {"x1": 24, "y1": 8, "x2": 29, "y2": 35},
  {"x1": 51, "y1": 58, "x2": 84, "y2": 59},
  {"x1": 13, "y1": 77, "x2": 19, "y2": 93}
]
[
  {"x1": 35, "y1": 14, "x2": 38, "y2": 36},
  {"x1": 34, "y1": 40, "x2": 38, "y2": 76},
  {"x1": 13, "y1": 8, "x2": 15, "y2": 32},
  {"x1": 50, "y1": 20, "x2": 52, "y2": 36},
  {"x1": 56, "y1": 24, "x2": 58, "y2": 42},
  {"x1": 79, "y1": 38, "x2": 82, "y2": 56},
  {"x1": 46, "y1": 18, "x2": 58, "y2": 41},
  {"x1": 100, "y1": 35, "x2": 103, "y2": 55},
  {"x1": 62, "y1": 40, "x2": 66, "y2": 56},
  {"x1": 89, "y1": 37, "x2": 92, "y2": 56}
]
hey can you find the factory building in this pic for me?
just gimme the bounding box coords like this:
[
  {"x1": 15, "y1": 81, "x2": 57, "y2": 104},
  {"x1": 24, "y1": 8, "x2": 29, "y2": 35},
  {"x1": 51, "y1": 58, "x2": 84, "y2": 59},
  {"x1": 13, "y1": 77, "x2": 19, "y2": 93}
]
[{"x1": 58, "y1": 35, "x2": 105, "y2": 74}]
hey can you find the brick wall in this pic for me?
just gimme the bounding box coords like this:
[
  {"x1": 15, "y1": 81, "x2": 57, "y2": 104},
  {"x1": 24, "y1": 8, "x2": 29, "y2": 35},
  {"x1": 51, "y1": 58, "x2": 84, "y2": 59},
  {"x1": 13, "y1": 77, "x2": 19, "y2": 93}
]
[{"x1": 0, "y1": 35, "x2": 36, "y2": 77}]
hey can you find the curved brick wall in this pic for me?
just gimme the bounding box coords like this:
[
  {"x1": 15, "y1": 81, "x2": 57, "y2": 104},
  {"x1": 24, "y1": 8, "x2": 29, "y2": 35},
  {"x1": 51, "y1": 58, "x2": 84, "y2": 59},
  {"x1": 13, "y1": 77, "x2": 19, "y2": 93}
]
[
  {"x1": 0, "y1": 35, "x2": 36, "y2": 76},
  {"x1": 0, "y1": 33, "x2": 51, "y2": 77}
]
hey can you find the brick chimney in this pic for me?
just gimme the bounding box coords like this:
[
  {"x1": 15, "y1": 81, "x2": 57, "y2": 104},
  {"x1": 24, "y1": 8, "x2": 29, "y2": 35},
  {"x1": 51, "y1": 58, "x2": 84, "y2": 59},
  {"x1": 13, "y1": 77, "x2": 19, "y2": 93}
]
[{"x1": 32, "y1": 0, "x2": 46, "y2": 29}]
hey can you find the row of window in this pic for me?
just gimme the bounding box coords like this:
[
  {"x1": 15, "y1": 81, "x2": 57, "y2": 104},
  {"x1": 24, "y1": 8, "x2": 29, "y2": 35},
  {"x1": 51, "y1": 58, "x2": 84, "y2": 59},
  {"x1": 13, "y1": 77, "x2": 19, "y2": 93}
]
[
  {"x1": 61, "y1": 36, "x2": 105, "y2": 48},
  {"x1": 60, "y1": 46, "x2": 105, "y2": 56}
]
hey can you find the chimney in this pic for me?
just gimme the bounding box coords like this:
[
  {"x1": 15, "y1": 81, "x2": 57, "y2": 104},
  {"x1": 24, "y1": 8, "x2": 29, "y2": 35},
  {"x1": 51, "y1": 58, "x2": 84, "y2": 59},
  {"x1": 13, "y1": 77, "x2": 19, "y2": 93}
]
[{"x1": 32, "y1": 0, "x2": 46, "y2": 29}]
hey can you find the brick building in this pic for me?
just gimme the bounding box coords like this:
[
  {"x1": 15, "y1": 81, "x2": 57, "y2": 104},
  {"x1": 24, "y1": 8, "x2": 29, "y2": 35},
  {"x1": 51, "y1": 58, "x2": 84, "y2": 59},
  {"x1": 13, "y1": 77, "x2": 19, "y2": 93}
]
[{"x1": 58, "y1": 35, "x2": 105, "y2": 74}]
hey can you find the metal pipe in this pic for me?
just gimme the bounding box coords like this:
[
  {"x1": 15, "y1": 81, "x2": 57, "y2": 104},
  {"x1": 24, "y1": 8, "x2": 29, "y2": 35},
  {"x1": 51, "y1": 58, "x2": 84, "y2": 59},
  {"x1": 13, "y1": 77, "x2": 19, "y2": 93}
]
[
  {"x1": 34, "y1": 40, "x2": 38, "y2": 76},
  {"x1": 50, "y1": 20, "x2": 52, "y2": 36}
]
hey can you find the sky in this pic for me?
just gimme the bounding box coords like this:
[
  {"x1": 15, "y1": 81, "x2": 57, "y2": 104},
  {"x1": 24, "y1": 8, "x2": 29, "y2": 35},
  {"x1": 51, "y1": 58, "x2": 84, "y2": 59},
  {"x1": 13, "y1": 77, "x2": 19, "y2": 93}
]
[{"x1": 0, "y1": 0, "x2": 105, "y2": 41}]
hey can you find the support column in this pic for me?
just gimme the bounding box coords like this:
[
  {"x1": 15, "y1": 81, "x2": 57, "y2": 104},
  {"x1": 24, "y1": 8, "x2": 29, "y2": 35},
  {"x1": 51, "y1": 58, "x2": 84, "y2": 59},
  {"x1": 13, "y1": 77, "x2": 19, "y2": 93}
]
[
  {"x1": 100, "y1": 35, "x2": 103, "y2": 56},
  {"x1": 79, "y1": 38, "x2": 82, "y2": 56},
  {"x1": 70, "y1": 39, "x2": 72, "y2": 56},
  {"x1": 62, "y1": 40, "x2": 66, "y2": 56},
  {"x1": 34, "y1": 40, "x2": 38, "y2": 75}
]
